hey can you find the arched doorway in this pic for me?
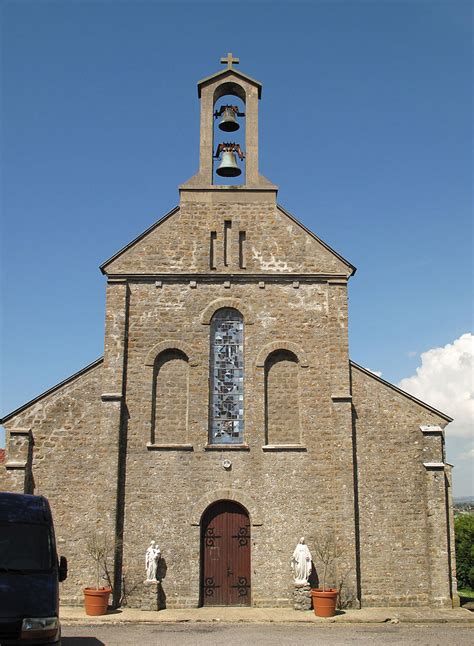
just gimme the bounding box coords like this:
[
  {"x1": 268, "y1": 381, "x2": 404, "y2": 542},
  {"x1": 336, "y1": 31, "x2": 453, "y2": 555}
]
[{"x1": 201, "y1": 500, "x2": 251, "y2": 606}]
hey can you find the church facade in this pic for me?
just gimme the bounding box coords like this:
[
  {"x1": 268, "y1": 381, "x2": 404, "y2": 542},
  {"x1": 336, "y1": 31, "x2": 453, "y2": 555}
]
[{"x1": 0, "y1": 56, "x2": 457, "y2": 609}]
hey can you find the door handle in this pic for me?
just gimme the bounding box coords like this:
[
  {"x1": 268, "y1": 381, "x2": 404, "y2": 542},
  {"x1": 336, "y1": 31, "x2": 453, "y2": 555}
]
[{"x1": 227, "y1": 565, "x2": 233, "y2": 577}]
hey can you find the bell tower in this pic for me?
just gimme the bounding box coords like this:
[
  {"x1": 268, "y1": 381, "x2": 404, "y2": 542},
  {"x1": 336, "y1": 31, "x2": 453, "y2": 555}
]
[{"x1": 180, "y1": 53, "x2": 278, "y2": 200}]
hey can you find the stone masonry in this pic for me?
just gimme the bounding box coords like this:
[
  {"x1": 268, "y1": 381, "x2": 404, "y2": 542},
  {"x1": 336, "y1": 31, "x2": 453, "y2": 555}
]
[{"x1": 0, "y1": 57, "x2": 456, "y2": 610}]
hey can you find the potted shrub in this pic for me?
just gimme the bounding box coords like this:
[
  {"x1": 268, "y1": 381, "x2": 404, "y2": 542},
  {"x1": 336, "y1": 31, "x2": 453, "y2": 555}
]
[
  {"x1": 310, "y1": 531, "x2": 340, "y2": 617},
  {"x1": 83, "y1": 531, "x2": 113, "y2": 616}
]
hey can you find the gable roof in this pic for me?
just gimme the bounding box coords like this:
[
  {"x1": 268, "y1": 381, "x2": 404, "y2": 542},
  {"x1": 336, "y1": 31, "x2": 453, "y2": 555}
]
[
  {"x1": 350, "y1": 360, "x2": 453, "y2": 423},
  {"x1": 277, "y1": 204, "x2": 356, "y2": 276},
  {"x1": 197, "y1": 67, "x2": 262, "y2": 98},
  {"x1": 0, "y1": 358, "x2": 104, "y2": 424},
  {"x1": 100, "y1": 203, "x2": 356, "y2": 277},
  {"x1": 100, "y1": 206, "x2": 179, "y2": 274}
]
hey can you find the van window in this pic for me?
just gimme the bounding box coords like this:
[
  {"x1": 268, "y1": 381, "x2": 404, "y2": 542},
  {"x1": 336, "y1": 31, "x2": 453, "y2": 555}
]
[{"x1": 0, "y1": 523, "x2": 53, "y2": 571}]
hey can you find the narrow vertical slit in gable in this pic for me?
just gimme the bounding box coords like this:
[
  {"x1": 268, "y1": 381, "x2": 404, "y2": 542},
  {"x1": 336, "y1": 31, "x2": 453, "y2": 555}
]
[
  {"x1": 210, "y1": 231, "x2": 217, "y2": 270},
  {"x1": 239, "y1": 231, "x2": 246, "y2": 269},
  {"x1": 224, "y1": 220, "x2": 232, "y2": 267}
]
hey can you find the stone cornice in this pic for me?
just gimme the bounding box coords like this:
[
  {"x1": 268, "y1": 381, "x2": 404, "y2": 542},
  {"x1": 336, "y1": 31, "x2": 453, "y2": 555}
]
[
  {"x1": 147, "y1": 443, "x2": 194, "y2": 451},
  {"x1": 262, "y1": 444, "x2": 307, "y2": 452},
  {"x1": 420, "y1": 425, "x2": 444, "y2": 435},
  {"x1": 423, "y1": 462, "x2": 446, "y2": 470},
  {"x1": 101, "y1": 393, "x2": 123, "y2": 402},
  {"x1": 9, "y1": 428, "x2": 31, "y2": 436},
  {"x1": 5, "y1": 460, "x2": 27, "y2": 470},
  {"x1": 106, "y1": 273, "x2": 349, "y2": 285},
  {"x1": 204, "y1": 444, "x2": 250, "y2": 451}
]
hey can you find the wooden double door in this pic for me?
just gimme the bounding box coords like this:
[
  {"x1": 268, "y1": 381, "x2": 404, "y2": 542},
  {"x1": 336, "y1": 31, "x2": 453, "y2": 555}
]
[{"x1": 201, "y1": 500, "x2": 251, "y2": 606}]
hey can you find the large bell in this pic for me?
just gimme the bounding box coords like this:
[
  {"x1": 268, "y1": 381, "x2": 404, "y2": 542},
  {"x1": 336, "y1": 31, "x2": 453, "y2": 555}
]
[
  {"x1": 216, "y1": 150, "x2": 241, "y2": 177},
  {"x1": 218, "y1": 106, "x2": 240, "y2": 132}
]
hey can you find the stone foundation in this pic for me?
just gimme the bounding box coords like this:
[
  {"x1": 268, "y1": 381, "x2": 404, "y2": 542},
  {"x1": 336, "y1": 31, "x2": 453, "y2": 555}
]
[
  {"x1": 137, "y1": 581, "x2": 167, "y2": 611},
  {"x1": 292, "y1": 584, "x2": 312, "y2": 611}
]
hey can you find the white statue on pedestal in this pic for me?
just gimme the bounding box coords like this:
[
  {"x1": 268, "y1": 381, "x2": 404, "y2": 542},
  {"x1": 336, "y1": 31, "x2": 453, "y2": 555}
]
[
  {"x1": 291, "y1": 537, "x2": 312, "y2": 585},
  {"x1": 145, "y1": 540, "x2": 161, "y2": 582}
]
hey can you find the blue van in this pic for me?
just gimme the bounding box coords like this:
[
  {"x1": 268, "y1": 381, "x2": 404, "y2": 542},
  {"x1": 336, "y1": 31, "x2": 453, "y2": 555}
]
[{"x1": 0, "y1": 492, "x2": 67, "y2": 645}]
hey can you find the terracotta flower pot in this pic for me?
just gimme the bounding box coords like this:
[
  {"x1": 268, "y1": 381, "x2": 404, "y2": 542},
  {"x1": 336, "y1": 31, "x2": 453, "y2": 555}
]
[
  {"x1": 311, "y1": 588, "x2": 338, "y2": 617},
  {"x1": 83, "y1": 587, "x2": 112, "y2": 616}
]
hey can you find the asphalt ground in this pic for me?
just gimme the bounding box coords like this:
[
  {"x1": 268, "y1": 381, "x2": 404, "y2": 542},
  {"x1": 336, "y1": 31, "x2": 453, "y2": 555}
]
[{"x1": 60, "y1": 622, "x2": 474, "y2": 645}]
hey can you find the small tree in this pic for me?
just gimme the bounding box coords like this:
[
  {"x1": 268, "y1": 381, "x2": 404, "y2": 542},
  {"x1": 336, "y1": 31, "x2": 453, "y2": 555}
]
[
  {"x1": 85, "y1": 531, "x2": 115, "y2": 591},
  {"x1": 336, "y1": 564, "x2": 355, "y2": 609},
  {"x1": 312, "y1": 530, "x2": 342, "y2": 591}
]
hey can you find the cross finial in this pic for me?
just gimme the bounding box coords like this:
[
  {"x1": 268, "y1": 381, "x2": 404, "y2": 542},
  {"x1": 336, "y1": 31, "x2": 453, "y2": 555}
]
[{"x1": 220, "y1": 52, "x2": 240, "y2": 69}]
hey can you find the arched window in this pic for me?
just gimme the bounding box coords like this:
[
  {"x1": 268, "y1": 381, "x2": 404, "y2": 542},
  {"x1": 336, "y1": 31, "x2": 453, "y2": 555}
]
[{"x1": 210, "y1": 308, "x2": 244, "y2": 444}]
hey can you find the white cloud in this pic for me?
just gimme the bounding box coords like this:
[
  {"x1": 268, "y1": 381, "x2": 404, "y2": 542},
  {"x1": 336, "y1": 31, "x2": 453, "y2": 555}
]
[
  {"x1": 457, "y1": 445, "x2": 474, "y2": 460},
  {"x1": 398, "y1": 333, "x2": 474, "y2": 439},
  {"x1": 368, "y1": 369, "x2": 383, "y2": 378}
]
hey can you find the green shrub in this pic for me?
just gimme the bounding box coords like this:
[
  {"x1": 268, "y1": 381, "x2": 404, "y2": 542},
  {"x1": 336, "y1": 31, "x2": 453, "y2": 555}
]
[{"x1": 454, "y1": 514, "x2": 474, "y2": 590}]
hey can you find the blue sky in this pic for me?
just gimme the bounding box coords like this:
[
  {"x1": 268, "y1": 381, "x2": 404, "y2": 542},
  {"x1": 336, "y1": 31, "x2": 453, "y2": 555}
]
[{"x1": 1, "y1": 0, "x2": 472, "y2": 495}]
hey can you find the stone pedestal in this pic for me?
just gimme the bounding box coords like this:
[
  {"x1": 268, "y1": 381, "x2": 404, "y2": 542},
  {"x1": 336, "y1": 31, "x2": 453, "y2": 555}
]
[
  {"x1": 139, "y1": 581, "x2": 166, "y2": 611},
  {"x1": 292, "y1": 584, "x2": 312, "y2": 611}
]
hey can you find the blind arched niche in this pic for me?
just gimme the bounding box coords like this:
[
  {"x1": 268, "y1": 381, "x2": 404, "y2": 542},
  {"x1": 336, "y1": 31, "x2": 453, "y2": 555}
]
[
  {"x1": 151, "y1": 349, "x2": 189, "y2": 444},
  {"x1": 264, "y1": 350, "x2": 300, "y2": 445}
]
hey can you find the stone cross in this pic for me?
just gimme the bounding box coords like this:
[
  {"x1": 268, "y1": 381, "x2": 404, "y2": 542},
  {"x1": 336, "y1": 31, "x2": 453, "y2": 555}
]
[{"x1": 220, "y1": 52, "x2": 240, "y2": 69}]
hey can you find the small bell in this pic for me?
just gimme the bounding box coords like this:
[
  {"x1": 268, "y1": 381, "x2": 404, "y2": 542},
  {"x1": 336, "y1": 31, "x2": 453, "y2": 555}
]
[
  {"x1": 218, "y1": 106, "x2": 239, "y2": 132},
  {"x1": 216, "y1": 151, "x2": 241, "y2": 177}
]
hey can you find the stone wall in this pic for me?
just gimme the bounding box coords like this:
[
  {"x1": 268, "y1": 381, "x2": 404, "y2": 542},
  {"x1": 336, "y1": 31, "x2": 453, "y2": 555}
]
[
  {"x1": 0, "y1": 193, "x2": 454, "y2": 610},
  {"x1": 0, "y1": 361, "x2": 115, "y2": 605},
  {"x1": 350, "y1": 363, "x2": 452, "y2": 607},
  {"x1": 117, "y1": 276, "x2": 356, "y2": 608}
]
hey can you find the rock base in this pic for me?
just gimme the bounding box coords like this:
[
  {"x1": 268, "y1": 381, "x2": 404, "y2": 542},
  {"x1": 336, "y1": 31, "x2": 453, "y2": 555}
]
[
  {"x1": 138, "y1": 581, "x2": 166, "y2": 610},
  {"x1": 292, "y1": 584, "x2": 312, "y2": 611}
]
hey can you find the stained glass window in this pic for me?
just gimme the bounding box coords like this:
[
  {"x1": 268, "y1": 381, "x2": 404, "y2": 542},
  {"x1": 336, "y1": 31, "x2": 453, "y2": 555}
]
[{"x1": 210, "y1": 308, "x2": 244, "y2": 444}]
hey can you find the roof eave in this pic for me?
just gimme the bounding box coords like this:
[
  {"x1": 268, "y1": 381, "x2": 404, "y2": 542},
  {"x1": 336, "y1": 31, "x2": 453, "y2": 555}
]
[
  {"x1": 99, "y1": 206, "x2": 180, "y2": 275},
  {"x1": 277, "y1": 203, "x2": 357, "y2": 277},
  {"x1": 197, "y1": 68, "x2": 262, "y2": 98},
  {"x1": 350, "y1": 360, "x2": 453, "y2": 423},
  {"x1": 0, "y1": 357, "x2": 104, "y2": 424}
]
